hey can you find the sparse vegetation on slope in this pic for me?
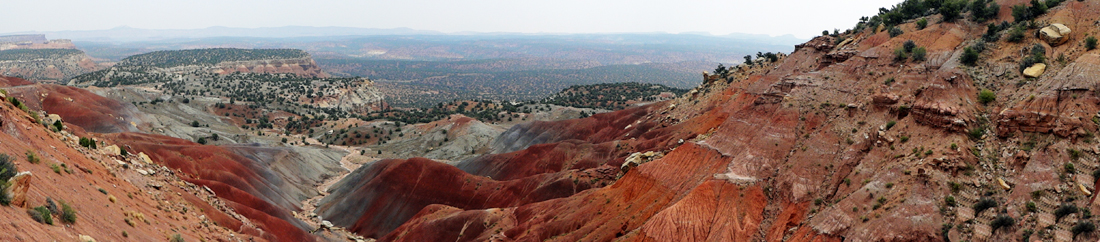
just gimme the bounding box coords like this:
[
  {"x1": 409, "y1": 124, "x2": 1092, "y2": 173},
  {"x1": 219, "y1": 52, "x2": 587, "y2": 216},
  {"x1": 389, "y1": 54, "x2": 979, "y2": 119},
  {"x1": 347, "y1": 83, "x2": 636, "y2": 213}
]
[
  {"x1": 0, "y1": 49, "x2": 84, "y2": 61},
  {"x1": 542, "y1": 82, "x2": 688, "y2": 110},
  {"x1": 118, "y1": 48, "x2": 308, "y2": 67}
]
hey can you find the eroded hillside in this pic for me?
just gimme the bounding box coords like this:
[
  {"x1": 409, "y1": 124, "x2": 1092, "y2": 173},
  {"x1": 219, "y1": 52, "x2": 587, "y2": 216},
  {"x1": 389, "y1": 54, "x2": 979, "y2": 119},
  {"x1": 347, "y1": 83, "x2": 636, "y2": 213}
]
[{"x1": 311, "y1": 0, "x2": 1100, "y2": 241}]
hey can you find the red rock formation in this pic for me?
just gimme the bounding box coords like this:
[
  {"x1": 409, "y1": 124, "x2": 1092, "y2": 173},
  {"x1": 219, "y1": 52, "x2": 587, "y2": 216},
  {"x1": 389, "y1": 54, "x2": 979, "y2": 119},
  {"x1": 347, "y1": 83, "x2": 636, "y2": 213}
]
[
  {"x1": 107, "y1": 132, "x2": 318, "y2": 242},
  {"x1": 4, "y1": 84, "x2": 141, "y2": 133},
  {"x1": 316, "y1": 157, "x2": 618, "y2": 239},
  {"x1": 0, "y1": 75, "x2": 260, "y2": 241}
]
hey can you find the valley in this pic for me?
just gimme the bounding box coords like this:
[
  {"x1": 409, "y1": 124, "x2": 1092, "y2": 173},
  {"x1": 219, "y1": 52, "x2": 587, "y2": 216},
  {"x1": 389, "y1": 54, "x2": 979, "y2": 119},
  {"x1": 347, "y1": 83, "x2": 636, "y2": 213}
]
[{"x1": 9, "y1": 0, "x2": 1100, "y2": 241}]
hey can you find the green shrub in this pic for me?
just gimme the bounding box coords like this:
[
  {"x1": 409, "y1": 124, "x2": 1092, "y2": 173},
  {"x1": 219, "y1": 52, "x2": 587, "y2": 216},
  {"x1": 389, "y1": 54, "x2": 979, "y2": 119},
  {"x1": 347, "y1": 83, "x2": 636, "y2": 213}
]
[
  {"x1": 911, "y1": 47, "x2": 927, "y2": 62},
  {"x1": 49, "y1": 163, "x2": 61, "y2": 174},
  {"x1": 902, "y1": 40, "x2": 917, "y2": 52},
  {"x1": 940, "y1": 0, "x2": 965, "y2": 22},
  {"x1": 969, "y1": 0, "x2": 1001, "y2": 23},
  {"x1": 945, "y1": 196, "x2": 957, "y2": 206},
  {"x1": 1026, "y1": 201, "x2": 1038, "y2": 212},
  {"x1": 960, "y1": 47, "x2": 980, "y2": 66},
  {"x1": 886, "y1": 121, "x2": 897, "y2": 130},
  {"x1": 1087, "y1": 36, "x2": 1098, "y2": 50},
  {"x1": 25, "y1": 150, "x2": 38, "y2": 164},
  {"x1": 978, "y1": 89, "x2": 996, "y2": 105},
  {"x1": 1006, "y1": 25, "x2": 1026, "y2": 43},
  {"x1": 969, "y1": 127, "x2": 986, "y2": 140},
  {"x1": 916, "y1": 18, "x2": 928, "y2": 29},
  {"x1": 60, "y1": 200, "x2": 76, "y2": 224},
  {"x1": 894, "y1": 48, "x2": 909, "y2": 62},
  {"x1": 888, "y1": 27, "x2": 904, "y2": 37},
  {"x1": 196, "y1": 137, "x2": 207, "y2": 145},
  {"x1": 29, "y1": 206, "x2": 52, "y2": 225},
  {"x1": 51, "y1": 120, "x2": 62, "y2": 132},
  {"x1": 1064, "y1": 148, "x2": 1082, "y2": 161},
  {"x1": 0, "y1": 153, "x2": 15, "y2": 181},
  {"x1": 170, "y1": 234, "x2": 185, "y2": 242},
  {"x1": 119, "y1": 147, "x2": 128, "y2": 156},
  {"x1": 0, "y1": 154, "x2": 13, "y2": 206},
  {"x1": 1019, "y1": 44, "x2": 1047, "y2": 72}
]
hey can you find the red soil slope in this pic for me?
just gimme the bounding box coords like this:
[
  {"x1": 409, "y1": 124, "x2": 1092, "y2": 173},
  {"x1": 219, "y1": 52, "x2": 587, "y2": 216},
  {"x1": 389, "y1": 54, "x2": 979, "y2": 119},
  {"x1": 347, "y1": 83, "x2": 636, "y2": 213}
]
[
  {"x1": 316, "y1": 157, "x2": 618, "y2": 238},
  {"x1": 0, "y1": 77, "x2": 256, "y2": 241},
  {"x1": 5, "y1": 84, "x2": 140, "y2": 133},
  {"x1": 106, "y1": 132, "x2": 317, "y2": 242}
]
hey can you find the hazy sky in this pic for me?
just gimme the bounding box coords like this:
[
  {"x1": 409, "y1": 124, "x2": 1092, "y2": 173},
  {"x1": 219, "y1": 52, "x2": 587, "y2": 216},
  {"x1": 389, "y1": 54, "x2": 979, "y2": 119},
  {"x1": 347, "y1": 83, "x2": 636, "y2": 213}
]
[{"x1": 2, "y1": 0, "x2": 903, "y2": 39}]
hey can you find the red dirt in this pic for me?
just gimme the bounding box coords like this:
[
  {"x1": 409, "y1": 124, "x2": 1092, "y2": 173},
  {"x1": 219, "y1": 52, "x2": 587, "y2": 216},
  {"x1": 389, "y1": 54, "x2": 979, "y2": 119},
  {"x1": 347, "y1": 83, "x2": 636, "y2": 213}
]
[
  {"x1": 106, "y1": 132, "x2": 317, "y2": 242},
  {"x1": 0, "y1": 77, "x2": 256, "y2": 241}
]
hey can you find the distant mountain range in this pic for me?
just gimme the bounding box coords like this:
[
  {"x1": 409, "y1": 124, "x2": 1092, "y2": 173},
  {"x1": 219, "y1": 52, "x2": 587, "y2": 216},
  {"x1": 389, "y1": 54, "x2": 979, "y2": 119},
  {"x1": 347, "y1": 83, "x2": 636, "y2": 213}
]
[{"x1": 1, "y1": 26, "x2": 805, "y2": 46}]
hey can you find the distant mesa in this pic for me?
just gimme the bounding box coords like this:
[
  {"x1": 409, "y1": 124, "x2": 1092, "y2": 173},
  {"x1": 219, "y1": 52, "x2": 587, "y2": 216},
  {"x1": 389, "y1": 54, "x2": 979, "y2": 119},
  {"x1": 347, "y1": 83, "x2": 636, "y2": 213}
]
[
  {"x1": 72, "y1": 48, "x2": 327, "y2": 87},
  {"x1": 0, "y1": 34, "x2": 76, "y2": 51},
  {"x1": 0, "y1": 35, "x2": 99, "y2": 82}
]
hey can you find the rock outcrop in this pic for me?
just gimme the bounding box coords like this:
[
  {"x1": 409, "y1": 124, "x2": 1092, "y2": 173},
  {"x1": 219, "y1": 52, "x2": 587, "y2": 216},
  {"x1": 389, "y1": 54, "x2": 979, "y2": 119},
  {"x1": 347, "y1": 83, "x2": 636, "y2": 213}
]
[
  {"x1": 209, "y1": 58, "x2": 326, "y2": 77},
  {"x1": 315, "y1": 78, "x2": 386, "y2": 113},
  {"x1": 5, "y1": 172, "x2": 31, "y2": 207},
  {"x1": 1023, "y1": 63, "x2": 1046, "y2": 77},
  {"x1": 1039, "y1": 23, "x2": 1071, "y2": 46}
]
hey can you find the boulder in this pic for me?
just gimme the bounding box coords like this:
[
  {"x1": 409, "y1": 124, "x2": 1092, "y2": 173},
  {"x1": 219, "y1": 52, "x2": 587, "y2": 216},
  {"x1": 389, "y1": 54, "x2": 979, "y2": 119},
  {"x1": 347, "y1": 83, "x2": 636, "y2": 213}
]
[
  {"x1": 5, "y1": 172, "x2": 31, "y2": 207},
  {"x1": 138, "y1": 152, "x2": 153, "y2": 164},
  {"x1": 46, "y1": 114, "x2": 62, "y2": 125},
  {"x1": 997, "y1": 178, "x2": 1011, "y2": 190},
  {"x1": 1023, "y1": 63, "x2": 1047, "y2": 78},
  {"x1": 78, "y1": 235, "x2": 96, "y2": 242},
  {"x1": 619, "y1": 151, "x2": 665, "y2": 174},
  {"x1": 102, "y1": 145, "x2": 121, "y2": 156},
  {"x1": 1039, "y1": 24, "x2": 1071, "y2": 46}
]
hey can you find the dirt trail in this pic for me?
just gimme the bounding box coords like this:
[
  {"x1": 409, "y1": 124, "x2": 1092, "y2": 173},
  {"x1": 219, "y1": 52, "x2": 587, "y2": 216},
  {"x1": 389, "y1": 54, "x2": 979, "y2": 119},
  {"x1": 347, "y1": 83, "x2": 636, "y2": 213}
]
[{"x1": 294, "y1": 144, "x2": 377, "y2": 241}]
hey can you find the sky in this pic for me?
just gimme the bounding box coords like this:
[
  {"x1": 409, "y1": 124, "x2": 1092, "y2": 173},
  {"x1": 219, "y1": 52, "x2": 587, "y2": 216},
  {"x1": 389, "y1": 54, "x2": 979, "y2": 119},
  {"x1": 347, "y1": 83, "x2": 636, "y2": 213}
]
[{"x1": 1, "y1": 0, "x2": 904, "y2": 39}]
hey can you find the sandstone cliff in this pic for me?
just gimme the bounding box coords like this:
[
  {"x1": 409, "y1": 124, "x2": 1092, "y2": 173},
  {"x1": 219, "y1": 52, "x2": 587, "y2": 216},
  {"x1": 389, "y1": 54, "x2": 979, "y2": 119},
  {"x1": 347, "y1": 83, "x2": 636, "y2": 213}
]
[{"x1": 0, "y1": 49, "x2": 100, "y2": 83}]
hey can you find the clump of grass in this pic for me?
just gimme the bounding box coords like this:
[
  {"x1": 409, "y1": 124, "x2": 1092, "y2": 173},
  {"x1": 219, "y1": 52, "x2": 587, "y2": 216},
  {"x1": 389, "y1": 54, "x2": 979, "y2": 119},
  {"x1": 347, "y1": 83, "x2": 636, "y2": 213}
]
[
  {"x1": 978, "y1": 89, "x2": 996, "y2": 105},
  {"x1": 969, "y1": 127, "x2": 986, "y2": 140},
  {"x1": 990, "y1": 215, "x2": 1015, "y2": 231},
  {"x1": 1055, "y1": 204, "x2": 1079, "y2": 221},
  {"x1": 25, "y1": 150, "x2": 39, "y2": 164},
  {"x1": 170, "y1": 233, "x2": 185, "y2": 242},
  {"x1": 973, "y1": 198, "x2": 997, "y2": 214},
  {"x1": 1074, "y1": 221, "x2": 1097, "y2": 238},
  {"x1": 59, "y1": 200, "x2": 76, "y2": 224},
  {"x1": 1068, "y1": 149, "x2": 1082, "y2": 161},
  {"x1": 28, "y1": 206, "x2": 52, "y2": 225},
  {"x1": 949, "y1": 182, "x2": 962, "y2": 193},
  {"x1": 886, "y1": 121, "x2": 897, "y2": 130}
]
